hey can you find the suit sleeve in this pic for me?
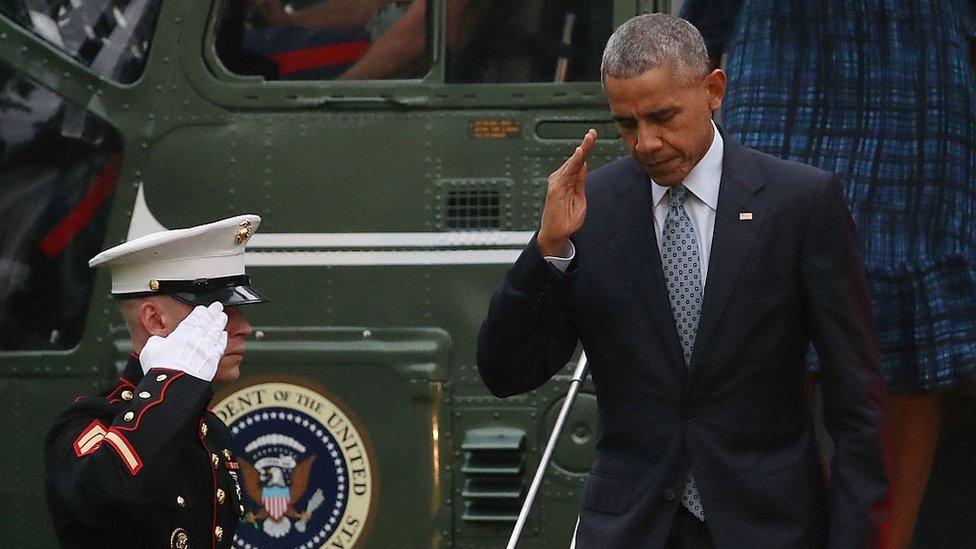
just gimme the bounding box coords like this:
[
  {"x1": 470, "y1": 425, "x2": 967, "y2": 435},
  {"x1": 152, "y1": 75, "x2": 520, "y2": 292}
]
[
  {"x1": 477, "y1": 234, "x2": 579, "y2": 397},
  {"x1": 44, "y1": 369, "x2": 211, "y2": 523},
  {"x1": 800, "y1": 173, "x2": 891, "y2": 547},
  {"x1": 679, "y1": 0, "x2": 744, "y2": 59}
]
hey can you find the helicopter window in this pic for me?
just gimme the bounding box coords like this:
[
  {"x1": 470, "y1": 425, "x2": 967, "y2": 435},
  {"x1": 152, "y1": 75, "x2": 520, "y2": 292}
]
[
  {"x1": 215, "y1": 0, "x2": 432, "y2": 80},
  {"x1": 446, "y1": 0, "x2": 613, "y2": 83},
  {"x1": 0, "y1": 66, "x2": 121, "y2": 351},
  {"x1": 0, "y1": 0, "x2": 164, "y2": 84}
]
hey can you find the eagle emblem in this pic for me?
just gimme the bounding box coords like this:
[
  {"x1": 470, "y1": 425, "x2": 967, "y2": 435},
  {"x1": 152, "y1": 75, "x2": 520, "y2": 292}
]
[{"x1": 240, "y1": 452, "x2": 325, "y2": 538}]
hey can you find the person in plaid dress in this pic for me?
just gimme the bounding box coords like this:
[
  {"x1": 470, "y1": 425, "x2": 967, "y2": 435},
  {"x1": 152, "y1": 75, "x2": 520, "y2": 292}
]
[{"x1": 681, "y1": 1, "x2": 976, "y2": 546}]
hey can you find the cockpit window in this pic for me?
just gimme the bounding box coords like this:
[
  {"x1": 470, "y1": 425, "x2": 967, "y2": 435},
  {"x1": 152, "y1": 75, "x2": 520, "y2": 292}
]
[
  {"x1": 446, "y1": 0, "x2": 613, "y2": 83},
  {"x1": 0, "y1": 0, "x2": 164, "y2": 84},
  {"x1": 0, "y1": 66, "x2": 121, "y2": 350},
  {"x1": 215, "y1": 0, "x2": 433, "y2": 80}
]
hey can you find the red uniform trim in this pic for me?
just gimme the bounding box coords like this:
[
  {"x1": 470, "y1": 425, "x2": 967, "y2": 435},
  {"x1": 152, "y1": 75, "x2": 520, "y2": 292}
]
[
  {"x1": 73, "y1": 420, "x2": 107, "y2": 457},
  {"x1": 103, "y1": 428, "x2": 144, "y2": 475},
  {"x1": 269, "y1": 40, "x2": 369, "y2": 76},
  {"x1": 73, "y1": 421, "x2": 144, "y2": 475},
  {"x1": 106, "y1": 377, "x2": 137, "y2": 404},
  {"x1": 114, "y1": 370, "x2": 186, "y2": 432},
  {"x1": 199, "y1": 418, "x2": 218, "y2": 549},
  {"x1": 39, "y1": 152, "x2": 122, "y2": 258}
]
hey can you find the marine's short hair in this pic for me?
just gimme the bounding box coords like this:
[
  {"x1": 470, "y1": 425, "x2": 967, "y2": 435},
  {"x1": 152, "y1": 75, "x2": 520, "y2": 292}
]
[{"x1": 601, "y1": 13, "x2": 709, "y2": 82}]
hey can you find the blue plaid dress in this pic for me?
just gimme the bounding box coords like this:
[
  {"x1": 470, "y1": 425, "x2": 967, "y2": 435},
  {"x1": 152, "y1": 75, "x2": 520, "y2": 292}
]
[{"x1": 683, "y1": 0, "x2": 976, "y2": 393}]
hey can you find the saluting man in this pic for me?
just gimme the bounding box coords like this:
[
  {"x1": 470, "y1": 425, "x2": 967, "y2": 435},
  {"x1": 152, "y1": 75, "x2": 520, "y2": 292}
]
[
  {"x1": 44, "y1": 214, "x2": 266, "y2": 548},
  {"x1": 479, "y1": 14, "x2": 890, "y2": 548}
]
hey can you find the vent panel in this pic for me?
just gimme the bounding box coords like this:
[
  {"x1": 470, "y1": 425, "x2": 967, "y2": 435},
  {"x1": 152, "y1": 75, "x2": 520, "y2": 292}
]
[{"x1": 460, "y1": 427, "x2": 525, "y2": 523}]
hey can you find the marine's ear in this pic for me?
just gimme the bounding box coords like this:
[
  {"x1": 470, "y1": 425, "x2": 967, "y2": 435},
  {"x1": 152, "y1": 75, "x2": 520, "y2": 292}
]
[{"x1": 138, "y1": 299, "x2": 168, "y2": 338}]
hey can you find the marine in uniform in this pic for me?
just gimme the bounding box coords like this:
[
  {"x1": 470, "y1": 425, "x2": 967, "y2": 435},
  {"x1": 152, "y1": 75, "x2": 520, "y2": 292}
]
[{"x1": 44, "y1": 214, "x2": 265, "y2": 548}]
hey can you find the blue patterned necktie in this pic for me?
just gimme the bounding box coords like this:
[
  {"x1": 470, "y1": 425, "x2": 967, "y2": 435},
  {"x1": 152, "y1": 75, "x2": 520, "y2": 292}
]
[{"x1": 660, "y1": 184, "x2": 705, "y2": 521}]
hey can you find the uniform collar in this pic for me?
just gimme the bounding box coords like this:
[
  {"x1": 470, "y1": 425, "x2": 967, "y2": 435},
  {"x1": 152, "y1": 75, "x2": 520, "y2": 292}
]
[
  {"x1": 651, "y1": 120, "x2": 724, "y2": 210},
  {"x1": 122, "y1": 353, "x2": 144, "y2": 385}
]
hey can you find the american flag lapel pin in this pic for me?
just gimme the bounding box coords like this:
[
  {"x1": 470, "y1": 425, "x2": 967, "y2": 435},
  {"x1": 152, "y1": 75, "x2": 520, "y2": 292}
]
[{"x1": 739, "y1": 212, "x2": 754, "y2": 221}]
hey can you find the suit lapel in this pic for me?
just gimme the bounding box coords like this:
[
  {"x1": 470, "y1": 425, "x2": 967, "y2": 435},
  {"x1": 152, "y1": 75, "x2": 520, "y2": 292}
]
[
  {"x1": 612, "y1": 158, "x2": 687, "y2": 380},
  {"x1": 689, "y1": 137, "x2": 767, "y2": 376}
]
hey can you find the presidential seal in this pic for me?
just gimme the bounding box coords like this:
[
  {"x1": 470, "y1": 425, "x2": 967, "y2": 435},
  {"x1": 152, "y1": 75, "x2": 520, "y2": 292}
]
[{"x1": 213, "y1": 382, "x2": 374, "y2": 548}]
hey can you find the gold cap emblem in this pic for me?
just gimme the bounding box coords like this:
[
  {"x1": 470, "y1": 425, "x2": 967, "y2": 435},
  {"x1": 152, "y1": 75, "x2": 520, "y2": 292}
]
[
  {"x1": 148, "y1": 279, "x2": 160, "y2": 291},
  {"x1": 235, "y1": 220, "x2": 253, "y2": 246}
]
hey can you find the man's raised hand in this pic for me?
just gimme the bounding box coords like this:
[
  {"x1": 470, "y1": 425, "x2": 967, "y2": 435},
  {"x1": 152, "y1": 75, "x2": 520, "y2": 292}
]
[
  {"x1": 537, "y1": 129, "x2": 597, "y2": 256},
  {"x1": 139, "y1": 302, "x2": 229, "y2": 382}
]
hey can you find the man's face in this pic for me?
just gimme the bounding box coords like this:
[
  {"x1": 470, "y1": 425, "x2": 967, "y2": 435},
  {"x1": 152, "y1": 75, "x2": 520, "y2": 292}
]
[
  {"x1": 604, "y1": 65, "x2": 726, "y2": 185},
  {"x1": 162, "y1": 300, "x2": 252, "y2": 384},
  {"x1": 214, "y1": 306, "x2": 253, "y2": 384}
]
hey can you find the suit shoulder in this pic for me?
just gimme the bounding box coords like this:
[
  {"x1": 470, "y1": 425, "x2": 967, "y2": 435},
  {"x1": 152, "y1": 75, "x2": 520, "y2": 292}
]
[
  {"x1": 744, "y1": 145, "x2": 834, "y2": 194},
  {"x1": 585, "y1": 155, "x2": 641, "y2": 199}
]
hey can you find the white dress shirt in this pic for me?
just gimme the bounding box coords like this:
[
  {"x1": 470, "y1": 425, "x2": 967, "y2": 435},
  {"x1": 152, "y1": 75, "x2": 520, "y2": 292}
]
[{"x1": 546, "y1": 122, "x2": 724, "y2": 285}]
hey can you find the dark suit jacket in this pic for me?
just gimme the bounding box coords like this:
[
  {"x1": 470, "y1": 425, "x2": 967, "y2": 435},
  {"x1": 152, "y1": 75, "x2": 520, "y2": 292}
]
[{"x1": 478, "y1": 135, "x2": 890, "y2": 548}]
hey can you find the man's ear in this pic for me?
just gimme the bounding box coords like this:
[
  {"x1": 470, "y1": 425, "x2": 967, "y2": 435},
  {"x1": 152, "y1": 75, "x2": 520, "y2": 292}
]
[
  {"x1": 704, "y1": 68, "x2": 727, "y2": 112},
  {"x1": 139, "y1": 300, "x2": 168, "y2": 337}
]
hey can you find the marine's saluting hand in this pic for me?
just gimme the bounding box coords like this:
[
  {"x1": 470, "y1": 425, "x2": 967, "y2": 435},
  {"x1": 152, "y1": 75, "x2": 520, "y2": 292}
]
[
  {"x1": 140, "y1": 302, "x2": 229, "y2": 382},
  {"x1": 537, "y1": 129, "x2": 597, "y2": 256}
]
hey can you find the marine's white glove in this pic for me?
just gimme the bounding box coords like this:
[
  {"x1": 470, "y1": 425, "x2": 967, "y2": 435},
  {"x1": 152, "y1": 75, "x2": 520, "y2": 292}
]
[{"x1": 139, "y1": 302, "x2": 229, "y2": 382}]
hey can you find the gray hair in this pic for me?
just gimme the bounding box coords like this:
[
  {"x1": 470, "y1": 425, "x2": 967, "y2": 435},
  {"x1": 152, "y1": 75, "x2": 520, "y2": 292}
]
[{"x1": 601, "y1": 13, "x2": 709, "y2": 82}]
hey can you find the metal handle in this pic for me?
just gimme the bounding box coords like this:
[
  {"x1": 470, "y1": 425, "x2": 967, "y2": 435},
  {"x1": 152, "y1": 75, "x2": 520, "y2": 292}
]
[{"x1": 507, "y1": 352, "x2": 590, "y2": 549}]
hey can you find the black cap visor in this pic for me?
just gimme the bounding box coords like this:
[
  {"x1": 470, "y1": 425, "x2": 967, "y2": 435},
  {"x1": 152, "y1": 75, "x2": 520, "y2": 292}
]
[
  {"x1": 170, "y1": 283, "x2": 266, "y2": 307},
  {"x1": 116, "y1": 275, "x2": 267, "y2": 306}
]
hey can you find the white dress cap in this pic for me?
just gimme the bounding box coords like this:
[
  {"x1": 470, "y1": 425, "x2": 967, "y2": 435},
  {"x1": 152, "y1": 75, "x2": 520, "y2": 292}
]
[{"x1": 89, "y1": 214, "x2": 265, "y2": 305}]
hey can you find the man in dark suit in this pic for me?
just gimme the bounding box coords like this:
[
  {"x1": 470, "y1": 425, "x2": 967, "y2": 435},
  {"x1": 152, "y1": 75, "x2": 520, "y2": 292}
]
[{"x1": 478, "y1": 14, "x2": 890, "y2": 548}]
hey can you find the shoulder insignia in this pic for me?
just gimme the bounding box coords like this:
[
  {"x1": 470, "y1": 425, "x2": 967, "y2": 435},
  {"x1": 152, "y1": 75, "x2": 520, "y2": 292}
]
[
  {"x1": 71, "y1": 420, "x2": 144, "y2": 475},
  {"x1": 73, "y1": 420, "x2": 107, "y2": 457},
  {"x1": 103, "y1": 428, "x2": 143, "y2": 475}
]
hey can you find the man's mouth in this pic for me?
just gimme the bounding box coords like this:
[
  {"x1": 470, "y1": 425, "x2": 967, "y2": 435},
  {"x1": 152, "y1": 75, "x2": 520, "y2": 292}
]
[{"x1": 647, "y1": 157, "x2": 675, "y2": 169}]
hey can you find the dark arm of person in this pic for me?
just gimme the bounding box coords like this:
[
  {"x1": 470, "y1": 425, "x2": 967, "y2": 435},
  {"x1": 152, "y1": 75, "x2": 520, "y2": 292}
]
[
  {"x1": 477, "y1": 236, "x2": 579, "y2": 397},
  {"x1": 44, "y1": 370, "x2": 212, "y2": 523},
  {"x1": 801, "y1": 174, "x2": 891, "y2": 547},
  {"x1": 679, "y1": 0, "x2": 744, "y2": 68}
]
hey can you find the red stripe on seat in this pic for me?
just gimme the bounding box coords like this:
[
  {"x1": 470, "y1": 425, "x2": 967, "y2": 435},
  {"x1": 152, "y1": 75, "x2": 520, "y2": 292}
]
[
  {"x1": 40, "y1": 152, "x2": 123, "y2": 258},
  {"x1": 269, "y1": 41, "x2": 369, "y2": 76}
]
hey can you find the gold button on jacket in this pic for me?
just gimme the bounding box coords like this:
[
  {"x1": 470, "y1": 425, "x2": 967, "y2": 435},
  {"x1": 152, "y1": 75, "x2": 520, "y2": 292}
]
[{"x1": 170, "y1": 528, "x2": 188, "y2": 549}]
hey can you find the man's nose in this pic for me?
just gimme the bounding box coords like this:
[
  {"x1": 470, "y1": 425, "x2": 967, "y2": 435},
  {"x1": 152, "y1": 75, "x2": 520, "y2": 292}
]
[
  {"x1": 634, "y1": 125, "x2": 664, "y2": 155},
  {"x1": 227, "y1": 310, "x2": 253, "y2": 338}
]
